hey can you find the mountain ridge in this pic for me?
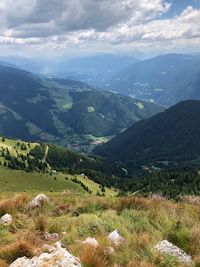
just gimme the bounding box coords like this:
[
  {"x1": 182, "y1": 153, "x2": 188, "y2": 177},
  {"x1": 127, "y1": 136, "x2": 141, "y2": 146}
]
[
  {"x1": 0, "y1": 64, "x2": 164, "y2": 150},
  {"x1": 109, "y1": 53, "x2": 200, "y2": 106},
  {"x1": 95, "y1": 100, "x2": 200, "y2": 166}
]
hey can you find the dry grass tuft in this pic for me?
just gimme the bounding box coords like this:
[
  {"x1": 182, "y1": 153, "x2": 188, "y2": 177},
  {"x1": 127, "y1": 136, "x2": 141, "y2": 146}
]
[
  {"x1": 0, "y1": 259, "x2": 8, "y2": 267},
  {"x1": 117, "y1": 197, "x2": 153, "y2": 211},
  {"x1": 80, "y1": 245, "x2": 111, "y2": 267},
  {"x1": 0, "y1": 194, "x2": 30, "y2": 216},
  {"x1": 0, "y1": 240, "x2": 34, "y2": 263}
]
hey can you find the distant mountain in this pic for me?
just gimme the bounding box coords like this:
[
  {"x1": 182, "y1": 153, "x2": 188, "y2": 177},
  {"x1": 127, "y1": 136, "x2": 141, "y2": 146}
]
[
  {"x1": 109, "y1": 54, "x2": 200, "y2": 106},
  {"x1": 0, "y1": 56, "x2": 43, "y2": 73},
  {"x1": 50, "y1": 53, "x2": 139, "y2": 88},
  {"x1": 95, "y1": 100, "x2": 200, "y2": 166},
  {"x1": 0, "y1": 64, "x2": 163, "y2": 150}
]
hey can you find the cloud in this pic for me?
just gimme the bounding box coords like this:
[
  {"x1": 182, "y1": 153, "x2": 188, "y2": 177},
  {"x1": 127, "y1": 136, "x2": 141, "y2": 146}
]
[
  {"x1": 0, "y1": 0, "x2": 171, "y2": 37},
  {"x1": 0, "y1": 0, "x2": 199, "y2": 54}
]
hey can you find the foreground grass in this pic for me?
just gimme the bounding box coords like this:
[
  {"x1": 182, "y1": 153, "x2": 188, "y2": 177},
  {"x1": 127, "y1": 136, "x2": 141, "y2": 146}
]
[{"x1": 0, "y1": 193, "x2": 200, "y2": 266}]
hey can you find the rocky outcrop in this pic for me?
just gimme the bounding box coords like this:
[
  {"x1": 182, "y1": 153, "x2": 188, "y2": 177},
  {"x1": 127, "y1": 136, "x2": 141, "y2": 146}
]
[
  {"x1": 154, "y1": 240, "x2": 192, "y2": 264},
  {"x1": 0, "y1": 214, "x2": 12, "y2": 225},
  {"x1": 27, "y1": 194, "x2": 49, "y2": 209},
  {"x1": 10, "y1": 241, "x2": 81, "y2": 267}
]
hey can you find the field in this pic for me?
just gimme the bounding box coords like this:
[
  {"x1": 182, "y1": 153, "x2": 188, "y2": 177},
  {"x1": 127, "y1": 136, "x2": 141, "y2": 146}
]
[{"x1": 0, "y1": 193, "x2": 200, "y2": 266}]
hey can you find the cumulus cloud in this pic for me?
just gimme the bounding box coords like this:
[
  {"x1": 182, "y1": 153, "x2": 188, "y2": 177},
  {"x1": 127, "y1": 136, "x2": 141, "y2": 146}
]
[
  {"x1": 0, "y1": 0, "x2": 171, "y2": 37},
  {"x1": 0, "y1": 0, "x2": 199, "y2": 54}
]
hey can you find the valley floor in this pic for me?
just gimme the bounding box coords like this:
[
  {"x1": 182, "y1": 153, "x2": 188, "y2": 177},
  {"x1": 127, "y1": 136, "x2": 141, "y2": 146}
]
[{"x1": 0, "y1": 192, "x2": 200, "y2": 266}]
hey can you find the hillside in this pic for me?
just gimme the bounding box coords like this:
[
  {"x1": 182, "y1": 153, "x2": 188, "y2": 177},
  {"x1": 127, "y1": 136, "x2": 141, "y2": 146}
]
[
  {"x1": 0, "y1": 137, "x2": 119, "y2": 196},
  {"x1": 95, "y1": 100, "x2": 200, "y2": 167},
  {"x1": 109, "y1": 54, "x2": 200, "y2": 106},
  {"x1": 0, "y1": 64, "x2": 164, "y2": 150}
]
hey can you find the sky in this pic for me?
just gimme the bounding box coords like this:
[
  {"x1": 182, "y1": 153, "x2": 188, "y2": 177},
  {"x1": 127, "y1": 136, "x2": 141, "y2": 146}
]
[{"x1": 0, "y1": 0, "x2": 199, "y2": 57}]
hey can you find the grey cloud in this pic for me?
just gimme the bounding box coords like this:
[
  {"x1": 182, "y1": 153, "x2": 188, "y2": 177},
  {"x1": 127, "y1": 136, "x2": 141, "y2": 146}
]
[{"x1": 0, "y1": 0, "x2": 171, "y2": 38}]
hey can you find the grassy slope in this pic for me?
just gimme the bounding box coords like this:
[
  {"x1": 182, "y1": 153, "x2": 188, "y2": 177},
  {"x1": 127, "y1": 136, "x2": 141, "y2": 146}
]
[
  {"x1": 0, "y1": 166, "x2": 83, "y2": 193},
  {"x1": 0, "y1": 193, "x2": 200, "y2": 266},
  {"x1": 0, "y1": 137, "x2": 116, "y2": 196},
  {"x1": 0, "y1": 166, "x2": 116, "y2": 196}
]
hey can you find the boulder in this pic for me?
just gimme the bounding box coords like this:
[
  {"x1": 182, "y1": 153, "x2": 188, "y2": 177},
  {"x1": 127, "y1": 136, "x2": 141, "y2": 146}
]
[
  {"x1": 27, "y1": 194, "x2": 49, "y2": 209},
  {"x1": 10, "y1": 241, "x2": 81, "y2": 267},
  {"x1": 0, "y1": 214, "x2": 12, "y2": 225},
  {"x1": 154, "y1": 240, "x2": 192, "y2": 264},
  {"x1": 83, "y1": 237, "x2": 99, "y2": 247},
  {"x1": 108, "y1": 230, "x2": 124, "y2": 246}
]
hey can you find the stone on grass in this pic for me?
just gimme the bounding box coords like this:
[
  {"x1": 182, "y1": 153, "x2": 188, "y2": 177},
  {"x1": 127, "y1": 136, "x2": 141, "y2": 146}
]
[
  {"x1": 10, "y1": 241, "x2": 81, "y2": 267},
  {"x1": 27, "y1": 194, "x2": 49, "y2": 209},
  {"x1": 83, "y1": 237, "x2": 99, "y2": 248},
  {"x1": 0, "y1": 214, "x2": 12, "y2": 225},
  {"x1": 108, "y1": 230, "x2": 124, "y2": 246},
  {"x1": 154, "y1": 240, "x2": 192, "y2": 264}
]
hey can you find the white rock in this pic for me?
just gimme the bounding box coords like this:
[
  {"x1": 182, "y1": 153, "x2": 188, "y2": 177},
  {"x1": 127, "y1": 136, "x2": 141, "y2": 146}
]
[
  {"x1": 154, "y1": 240, "x2": 192, "y2": 264},
  {"x1": 0, "y1": 214, "x2": 12, "y2": 225},
  {"x1": 10, "y1": 241, "x2": 81, "y2": 267},
  {"x1": 108, "y1": 230, "x2": 124, "y2": 246},
  {"x1": 83, "y1": 237, "x2": 99, "y2": 247},
  {"x1": 27, "y1": 194, "x2": 49, "y2": 208}
]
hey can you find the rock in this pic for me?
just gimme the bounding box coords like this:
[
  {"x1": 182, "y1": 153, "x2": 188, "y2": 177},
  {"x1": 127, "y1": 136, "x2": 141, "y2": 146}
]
[
  {"x1": 0, "y1": 214, "x2": 12, "y2": 225},
  {"x1": 27, "y1": 194, "x2": 49, "y2": 209},
  {"x1": 108, "y1": 230, "x2": 124, "y2": 246},
  {"x1": 83, "y1": 237, "x2": 99, "y2": 247},
  {"x1": 10, "y1": 241, "x2": 81, "y2": 267},
  {"x1": 154, "y1": 240, "x2": 192, "y2": 264}
]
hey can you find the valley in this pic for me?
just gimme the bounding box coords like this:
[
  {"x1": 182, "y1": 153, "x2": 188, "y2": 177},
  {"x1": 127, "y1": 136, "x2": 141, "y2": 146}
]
[
  {"x1": 0, "y1": 64, "x2": 164, "y2": 152},
  {"x1": 0, "y1": 1, "x2": 200, "y2": 266}
]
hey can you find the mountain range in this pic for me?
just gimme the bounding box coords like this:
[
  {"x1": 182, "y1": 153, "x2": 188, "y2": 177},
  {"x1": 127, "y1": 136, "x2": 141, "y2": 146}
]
[
  {"x1": 2, "y1": 53, "x2": 200, "y2": 109},
  {"x1": 109, "y1": 54, "x2": 200, "y2": 106},
  {"x1": 0, "y1": 64, "x2": 163, "y2": 150}
]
